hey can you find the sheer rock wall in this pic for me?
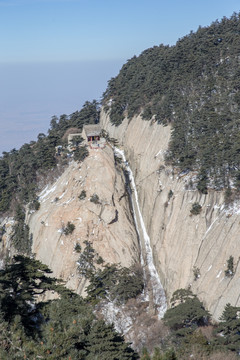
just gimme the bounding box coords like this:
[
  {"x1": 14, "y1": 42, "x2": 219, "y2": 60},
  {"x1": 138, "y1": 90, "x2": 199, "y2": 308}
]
[
  {"x1": 101, "y1": 109, "x2": 240, "y2": 320},
  {"x1": 28, "y1": 146, "x2": 139, "y2": 295}
]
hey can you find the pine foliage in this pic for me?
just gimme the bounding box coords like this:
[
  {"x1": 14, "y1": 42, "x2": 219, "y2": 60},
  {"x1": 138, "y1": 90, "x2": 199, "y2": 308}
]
[
  {"x1": 103, "y1": 13, "x2": 240, "y2": 191},
  {"x1": 216, "y1": 303, "x2": 240, "y2": 352},
  {"x1": 163, "y1": 289, "x2": 210, "y2": 340},
  {"x1": 0, "y1": 256, "x2": 139, "y2": 359},
  {"x1": 0, "y1": 100, "x2": 99, "y2": 215}
]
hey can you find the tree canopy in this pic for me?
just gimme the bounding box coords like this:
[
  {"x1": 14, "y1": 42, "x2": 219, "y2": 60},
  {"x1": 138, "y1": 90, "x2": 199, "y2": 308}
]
[
  {"x1": 0, "y1": 100, "x2": 99, "y2": 215},
  {"x1": 0, "y1": 255, "x2": 139, "y2": 359},
  {"x1": 103, "y1": 12, "x2": 240, "y2": 192}
]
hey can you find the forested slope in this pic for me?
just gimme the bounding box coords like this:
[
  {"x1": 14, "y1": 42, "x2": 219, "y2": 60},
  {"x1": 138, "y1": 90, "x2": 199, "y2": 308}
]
[
  {"x1": 0, "y1": 100, "x2": 99, "y2": 215},
  {"x1": 103, "y1": 12, "x2": 240, "y2": 193}
]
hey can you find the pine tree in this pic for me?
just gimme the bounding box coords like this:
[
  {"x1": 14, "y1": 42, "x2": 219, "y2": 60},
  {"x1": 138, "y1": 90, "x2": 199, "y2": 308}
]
[
  {"x1": 216, "y1": 303, "x2": 240, "y2": 353},
  {"x1": 0, "y1": 256, "x2": 60, "y2": 331},
  {"x1": 164, "y1": 290, "x2": 210, "y2": 336},
  {"x1": 86, "y1": 320, "x2": 139, "y2": 359}
]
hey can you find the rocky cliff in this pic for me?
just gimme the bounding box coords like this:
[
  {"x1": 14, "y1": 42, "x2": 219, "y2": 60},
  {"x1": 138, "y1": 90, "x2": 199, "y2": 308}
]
[
  {"x1": 101, "y1": 109, "x2": 240, "y2": 321},
  {"x1": 27, "y1": 145, "x2": 140, "y2": 295}
]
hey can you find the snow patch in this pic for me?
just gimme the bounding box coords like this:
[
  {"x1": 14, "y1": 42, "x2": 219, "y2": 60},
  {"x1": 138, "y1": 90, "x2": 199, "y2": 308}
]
[
  {"x1": 204, "y1": 217, "x2": 218, "y2": 237},
  {"x1": 39, "y1": 184, "x2": 57, "y2": 201},
  {"x1": 6, "y1": 219, "x2": 15, "y2": 225},
  {"x1": 62, "y1": 198, "x2": 74, "y2": 205},
  {"x1": 224, "y1": 200, "x2": 240, "y2": 216},
  {"x1": 58, "y1": 191, "x2": 66, "y2": 200},
  {"x1": 101, "y1": 301, "x2": 133, "y2": 335},
  {"x1": 154, "y1": 150, "x2": 162, "y2": 158}
]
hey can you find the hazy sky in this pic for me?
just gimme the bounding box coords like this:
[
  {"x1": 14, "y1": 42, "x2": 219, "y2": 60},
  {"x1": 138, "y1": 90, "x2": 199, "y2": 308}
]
[{"x1": 0, "y1": 0, "x2": 239, "y2": 154}]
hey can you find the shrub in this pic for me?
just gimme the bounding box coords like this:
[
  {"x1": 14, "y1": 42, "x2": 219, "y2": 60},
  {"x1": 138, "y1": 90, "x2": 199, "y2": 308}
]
[
  {"x1": 29, "y1": 199, "x2": 40, "y2": 211},
  {"x1": 73, "y1": 145, "x2": 89, "y2": 162},
  {"x1": 100, "y1": 129, "x2": 109, "y2": 140},
  {"x1": 197, "y1": 178, "x2": 208, "y2": 194},
  {"x1": 63, "y1": 222, "x2": 75, "y2": 235},
  {"x1": 225, "y1": 256, "x2": 234, "y2": 277},
  {"x1": 109, "y1": 137, "x2": 119, "y2": 146},
  {"x1": 77, "y1": 240, "x2": 97, "y2": 277},
  {"x1": 190, "y1": 202, "x2": 202, "y2": 215},
  {"x1": 90, "y1": 193, "x2": 100, "y2": 204},
  {"x1": 74, "y1": 242, "x2": 81, "y2": 253},
  {"x1": 185, "y1": 179, "x2": 194, "y2": 190},
  {"x1": 114, "y1": 154, "x2": 122, "y2": 165},
  {"x1": 164, "y1": 201, "x2": 169, "y2": 208},
  {"x1": 193, "y1": 266, "x2": 200, "y2": 281},
  {"x1": 0, "y1": 225, "x2": 6, "y2": 242},
  {"x1": 78, "y1": 190, "x2": 86, "y2": 200},
  {"x1": 96, "y1": 256, "x2": 104, "y2": 265},
  {"x1": 168, "y1": 189, "x2": 174, "y2": 200}
]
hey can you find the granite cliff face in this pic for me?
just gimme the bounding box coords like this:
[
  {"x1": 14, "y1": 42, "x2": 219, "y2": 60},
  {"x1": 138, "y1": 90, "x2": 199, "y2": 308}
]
[
  {"x1": 27, "y1": 145, "x2": 140, "y2": 295},
  {"x1": 101, "y1": 109, "x2": 240, "y2": 321}
]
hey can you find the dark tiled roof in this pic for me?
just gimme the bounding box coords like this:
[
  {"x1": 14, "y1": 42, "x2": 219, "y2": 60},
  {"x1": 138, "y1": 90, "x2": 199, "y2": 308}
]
[{"x1": 83, "y1": 124, "x2": 101, "y2": 137}]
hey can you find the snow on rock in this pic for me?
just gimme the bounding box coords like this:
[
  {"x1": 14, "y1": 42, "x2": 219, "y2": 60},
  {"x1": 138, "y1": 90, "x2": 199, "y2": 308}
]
[
  {"x1": 114, "y1": 147, "x2": 167, "y2": 318},
  {"x1": 39, "y1": 185, "x2": 57, "y2": 202},
  {"x1": 101, "y1": 301, "x2": 133, "y2": 335}
]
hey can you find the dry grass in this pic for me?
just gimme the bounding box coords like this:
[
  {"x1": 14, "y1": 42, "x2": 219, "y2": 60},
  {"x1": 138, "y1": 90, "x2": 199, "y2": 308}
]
[
  {"x1": 123, "y1": 298, "x2": 169, "y2": 353},
  {"x1": 198, "y1": 325, "x2": 215, "y2": 341}
]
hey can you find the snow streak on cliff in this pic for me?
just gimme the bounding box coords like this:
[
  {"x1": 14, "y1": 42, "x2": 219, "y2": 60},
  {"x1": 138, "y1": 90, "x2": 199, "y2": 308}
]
[{"x1": 114, "y1": 147, "x2": 167, "y2": 318}]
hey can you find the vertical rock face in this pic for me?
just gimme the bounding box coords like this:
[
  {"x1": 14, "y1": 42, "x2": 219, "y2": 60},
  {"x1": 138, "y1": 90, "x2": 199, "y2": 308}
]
[
  {"x1": 28, "y1": 146, "x2": 139, "y2": 295},
  {"x1": 101, "y1": 110, "x2": 240, "y2": 320}
]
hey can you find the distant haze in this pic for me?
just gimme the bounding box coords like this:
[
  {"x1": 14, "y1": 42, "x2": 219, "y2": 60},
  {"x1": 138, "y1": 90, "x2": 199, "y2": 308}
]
[
  {"x1": 0, "y1": 0, "x2": 239, "y2": 155},
  {"x1": 0, "y1": 60, "x2": 124, "y2": 154}
]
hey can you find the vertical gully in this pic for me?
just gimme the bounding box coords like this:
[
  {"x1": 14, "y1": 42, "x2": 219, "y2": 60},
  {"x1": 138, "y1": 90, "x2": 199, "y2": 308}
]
[{"x1": 114, "y1": 147, "x2": 167, "y2": 318}]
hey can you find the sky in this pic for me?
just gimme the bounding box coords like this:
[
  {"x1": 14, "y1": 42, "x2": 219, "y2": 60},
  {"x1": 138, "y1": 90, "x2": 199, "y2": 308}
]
[{"x1": 0, "y1": 0, "x2": 240, "y2": 154}]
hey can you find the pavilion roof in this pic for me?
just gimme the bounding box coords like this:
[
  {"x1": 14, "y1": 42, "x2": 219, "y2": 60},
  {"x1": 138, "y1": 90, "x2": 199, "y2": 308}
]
[{"x1": 83, "y1": 124, "x2": 101, "y2": 137}]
